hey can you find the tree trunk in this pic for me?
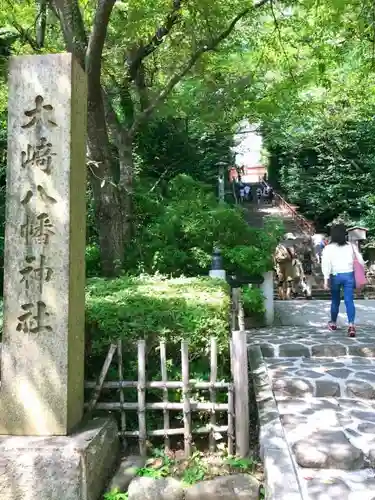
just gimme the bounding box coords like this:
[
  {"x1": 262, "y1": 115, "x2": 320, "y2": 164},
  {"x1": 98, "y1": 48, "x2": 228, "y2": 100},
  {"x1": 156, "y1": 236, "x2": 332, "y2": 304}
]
[
  {"x1": 86, "y1": 94, "x2": 133, "y2": 277},
  {"x1": 89, "y1": 175, "x2": 131, "y2": 277}
]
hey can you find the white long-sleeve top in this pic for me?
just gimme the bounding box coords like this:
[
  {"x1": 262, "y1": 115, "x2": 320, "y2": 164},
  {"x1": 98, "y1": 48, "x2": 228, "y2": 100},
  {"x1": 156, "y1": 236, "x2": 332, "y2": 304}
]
[{"x1": 321, "y1": 243, "x2": 364, "y2": 280}]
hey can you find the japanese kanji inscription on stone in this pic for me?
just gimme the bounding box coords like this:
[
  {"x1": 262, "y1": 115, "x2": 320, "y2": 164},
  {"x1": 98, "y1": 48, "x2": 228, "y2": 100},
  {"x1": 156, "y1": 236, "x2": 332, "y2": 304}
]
[{"x1": 0, "y1": 53, "x2": 87, "y2": 436}]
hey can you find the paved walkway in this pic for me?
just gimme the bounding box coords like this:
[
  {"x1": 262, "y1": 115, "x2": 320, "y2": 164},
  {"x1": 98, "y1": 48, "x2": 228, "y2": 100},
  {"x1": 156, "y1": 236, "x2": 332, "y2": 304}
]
[
  {"x1": 275, "y1": 300, "x2": 375, "y2": 327},
  {"x1": 249, "y1": 324, "x2": 375, "y2": 499}
]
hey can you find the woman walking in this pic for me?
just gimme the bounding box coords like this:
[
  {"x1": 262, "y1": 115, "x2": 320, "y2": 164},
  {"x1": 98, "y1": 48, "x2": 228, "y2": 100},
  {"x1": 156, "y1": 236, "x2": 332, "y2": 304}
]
[{"x1": 321, "y1": 223, "x2": 365, "y2": 337}]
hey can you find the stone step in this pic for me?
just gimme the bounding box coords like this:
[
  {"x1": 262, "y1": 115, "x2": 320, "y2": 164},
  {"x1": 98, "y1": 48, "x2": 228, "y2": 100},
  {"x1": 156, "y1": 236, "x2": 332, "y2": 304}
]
[
  {"x1": 248, "y1": 326, "x2": 375, "y2": 358},
  {"x1": 274, "y1": 294, "x2": 375, "y2": 300},
  {"x1": 250, "y1": 332, "x2": 375, "y2": 499},
  {"x1": 267, "y1": 356, "x2": 375, "y2": 399},
  {"x1": 274, "y1": 287, "x2": 375, "y2": 300}
]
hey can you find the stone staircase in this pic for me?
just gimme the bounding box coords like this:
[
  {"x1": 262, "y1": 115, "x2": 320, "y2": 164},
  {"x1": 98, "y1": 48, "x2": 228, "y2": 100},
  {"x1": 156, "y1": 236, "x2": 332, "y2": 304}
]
[
  {"x1": 242, "y1": 188, "x2": 375, "y2": 500},
  {"x1": 243, "y1": 194, "x2": 375, "y2": 301},
  {"x1": 249, "y1": 321, "x2": 375, "y2": 500},
  {"x1": 244, "y1": 187, "x2": 375, "y2": 498}
]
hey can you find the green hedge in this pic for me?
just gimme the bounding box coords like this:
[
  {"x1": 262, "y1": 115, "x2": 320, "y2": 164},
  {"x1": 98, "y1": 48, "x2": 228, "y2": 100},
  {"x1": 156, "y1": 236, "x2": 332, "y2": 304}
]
[
  {"x1": 85, "y1": 275, "x2": 230, "y2": 357},
  {"x1": 85, "y1": 275, "x2": 232, "y2": 413},
  {"x1": 0, "y1": 277, "x2": 230, "y2": 378},
  {"x1": 0, "y1": 277, "x2": 230, "y2": 353},
  {"x1": 0, "y1": 277, "x2": 230, "y2": 431}
]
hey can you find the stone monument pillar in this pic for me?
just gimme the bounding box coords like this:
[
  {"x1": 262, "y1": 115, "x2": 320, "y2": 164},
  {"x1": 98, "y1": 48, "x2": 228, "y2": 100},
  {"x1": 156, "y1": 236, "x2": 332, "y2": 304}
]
[
  {"x1": 1, "y1": 53, "x2": 87, "y2": 435},
  {"x1": 0, "y1": 54, "x2": 119, "y2": 500}
]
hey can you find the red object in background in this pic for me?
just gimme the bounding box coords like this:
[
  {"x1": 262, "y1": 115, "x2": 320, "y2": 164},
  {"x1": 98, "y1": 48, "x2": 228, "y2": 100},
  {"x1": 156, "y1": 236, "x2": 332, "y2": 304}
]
[{"x1": 228, "y1": 165, "x2": 266, "y2": 182}]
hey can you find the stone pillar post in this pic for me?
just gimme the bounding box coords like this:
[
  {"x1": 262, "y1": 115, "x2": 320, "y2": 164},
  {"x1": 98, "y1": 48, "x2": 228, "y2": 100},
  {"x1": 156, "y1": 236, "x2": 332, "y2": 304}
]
[{"x1": 261, "y1": 271, "x2": 274, "y2": 326}]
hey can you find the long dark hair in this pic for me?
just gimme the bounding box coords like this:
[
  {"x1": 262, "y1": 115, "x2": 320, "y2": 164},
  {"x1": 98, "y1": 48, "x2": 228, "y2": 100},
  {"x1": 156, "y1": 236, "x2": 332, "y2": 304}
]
[{"x1": 330, "y1": 223, "x2": 347, "y2": 246}]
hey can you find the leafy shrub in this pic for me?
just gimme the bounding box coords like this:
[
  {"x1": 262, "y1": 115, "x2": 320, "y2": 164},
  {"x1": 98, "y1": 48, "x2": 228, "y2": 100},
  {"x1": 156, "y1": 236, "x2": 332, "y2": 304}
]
[
  {"x1": 85, "y1": 275, "x2": 231, "y2": 433},
  {"x1": 86, "y1": 244, "x2": 101, "y2": 277},
  {"x1": 125, "y1": 174, "x2": 283, "y2": 277},
  {"x1": 85, "y1": 275, "x2": 230, "y2": 356},
  {"x1": 241, "y1": 286, "x2": 265, "y2": 316}
]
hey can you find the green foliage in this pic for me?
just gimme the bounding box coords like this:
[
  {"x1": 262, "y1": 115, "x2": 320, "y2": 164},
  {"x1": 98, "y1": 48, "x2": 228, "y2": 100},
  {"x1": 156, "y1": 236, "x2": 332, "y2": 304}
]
[
  {"x1": 134, "y1": 118, "x2": 234, "y2": 189},
  {"x1": 259, "y1": 484, "x2": 265, "y2": 499},
  {"x1": 103, "y1": 450, "x2": 261, "y2": 498},
  {"x1": 264, "y1": 116, "x2": 375, "y2": 231},
  {"x1": 103, "y1": 490, "x2": 128, "y2": 500},
  {"x1": 85, "y1": 275, "x2": 230, "y2": 354},
  {"x1": 134, "y1": 449, "x2": 207, "y2": 485},
  {"x1": 250, "y1": 1, "x2": 375, "y2": 235},
  {"x1": 241, "y1": 287, "x2": 265, "y2": 316},
  {"x1": 136, "y1": 463, "x2": 171, "y2": 479},
  {"x1": 181, "y1": 451, "x2": 208, "y2": 485},
  {"x1": 126, "y1": 174, "x2": 282, "y2": 277},
  {"x1": 225, "y1": 456, "x2": 257, "y2": 472},
  {"x1": 85, "y1": 276, "x2": 231, "y2": 434},
  {"x1": 85, "y1": 244, "x2": 101, "y2": 278}
]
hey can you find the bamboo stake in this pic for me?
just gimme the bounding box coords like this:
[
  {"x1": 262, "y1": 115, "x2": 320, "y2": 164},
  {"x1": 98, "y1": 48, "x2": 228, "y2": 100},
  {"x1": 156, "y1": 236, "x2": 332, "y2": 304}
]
[
  {"x1": 160, "y1": 341, "x2": 170, "y2": 451},
  {"x1": 138, "y1": 340, "x2": 147, "y2": 458},
  {"x1": 238, "y1": 288, "x2": 245, "y2": 331},
  {"x1": 181, "y1": 341, "x2": 192, "y2": 457},
  {"x1": 86, "y1": 343, "x2": 117, "y2": 414},
  {"x1": 84, "y1": 401, "x2": 228, "y2": 411},
  {"x1": 85, "y1": 380, "x2": 230, "y2": 390},
  {"x1": 227, "y1": 383, "x2": 234, "y2": 455},
  {"x1": 231, "y1": 288, "x2": 240, "y2": 331},
  {"x1": 120, "y1": 425, "x2": 229, "y2": 437},
  {"x1": 117, "y1": 339, "x2": 127, "y2": 451},
  {"x1": 231, "y1": 330, "x2": 249, "y2": 457},
  {"x1": 209, "y1": 337, "x2": 217, "y2": 452}
]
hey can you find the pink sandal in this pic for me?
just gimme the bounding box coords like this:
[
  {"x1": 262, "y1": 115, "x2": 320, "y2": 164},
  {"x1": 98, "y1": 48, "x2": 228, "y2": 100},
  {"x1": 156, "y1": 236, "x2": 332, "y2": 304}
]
[
  {"x1": 328, "y1": 322, "x2": 337, "y2": 331},
  {"x1": 348, "y1": 326, "x2": 356, "y2": 338}
]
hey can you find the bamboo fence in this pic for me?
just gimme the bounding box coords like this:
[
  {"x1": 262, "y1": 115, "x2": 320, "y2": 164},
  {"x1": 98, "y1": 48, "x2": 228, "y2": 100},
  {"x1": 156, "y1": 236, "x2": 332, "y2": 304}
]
[{"x1": 84, "y1": 332, "x2": 249, "y2": 458}]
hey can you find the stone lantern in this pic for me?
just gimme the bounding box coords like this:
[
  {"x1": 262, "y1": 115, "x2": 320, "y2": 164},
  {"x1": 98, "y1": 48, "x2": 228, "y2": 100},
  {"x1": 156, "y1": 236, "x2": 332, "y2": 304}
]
[{"x1": 209, "y1": 247, "x2": 226, "y2": 280}]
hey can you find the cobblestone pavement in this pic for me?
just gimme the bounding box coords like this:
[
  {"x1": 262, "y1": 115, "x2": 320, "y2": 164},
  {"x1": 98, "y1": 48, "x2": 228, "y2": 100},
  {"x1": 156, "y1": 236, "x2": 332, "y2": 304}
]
[
  {"x1": 274, "y1": 299, "x2": 375, "y2": 327},
  {"x1": 249, "y1": 326, "x2": 375, "y2": 499},
  {"x1": 250, "y1": 325, "x2": 375, "y2": 358}
]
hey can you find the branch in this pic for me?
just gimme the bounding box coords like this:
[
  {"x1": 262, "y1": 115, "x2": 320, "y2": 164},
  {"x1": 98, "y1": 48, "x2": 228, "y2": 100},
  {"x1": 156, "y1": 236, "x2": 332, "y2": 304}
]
[
  {"x1": 5, "y1": 0, "x2": 41, "y2": 52},
  {"x1": 101, "y1": 85, "x2": 123, "y2": 138},
  {"x1": 86, "y1": 0, "x2": 116, "y2": 86},
  {"x1": 36, "y1": 0, "x2": 48, "y2": 48},
  {"x1": 130, "y1": 0, "x2": 270, "y2": 134},
  {"x1": 49, "y1": 0, "x2": 88, "y2": 68},
  {"x1": 270, "y1": 0, "x2": 296, "y2": 84},
  {"x1": 126, "y1": 0, "x2": 184, "y2": 80},
  {"x1": 10, "y1": 21, "x2": 40, "y2": 52}
]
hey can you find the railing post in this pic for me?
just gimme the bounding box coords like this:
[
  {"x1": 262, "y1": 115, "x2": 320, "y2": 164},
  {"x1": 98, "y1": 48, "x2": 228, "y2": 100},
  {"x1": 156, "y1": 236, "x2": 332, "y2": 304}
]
[
  {"x1": 261, "y1": 271, "x2": 274, "y2": 326},
  {"x1": 231, "y1": 330, "x2": 249, "y2": 457}
]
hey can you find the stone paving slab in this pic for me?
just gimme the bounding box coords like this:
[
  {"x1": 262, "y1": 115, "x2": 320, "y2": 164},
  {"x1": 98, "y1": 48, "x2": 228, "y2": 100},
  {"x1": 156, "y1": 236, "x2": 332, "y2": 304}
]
[
  {"x1": 274, "y1": 300, "x2": 375, "y2": 327},
  {"x1": 267, "y1": 357, "x2": 375, "y2": 399},
  {"x1": 249, "y1": 346, "x2": 305, "y2": 500},
  {"x1": 248, "y1": 326, "x2": 375, "y2": 358},
  {"x1": 301, "y1": 469, "x2": 375, "y2": 500},
  {"x1": 275, "y1": 395, "x2": 375, "y2": 498},
  {"x1": 249, "y1": 325, "x2": 375, "y2": 499}
]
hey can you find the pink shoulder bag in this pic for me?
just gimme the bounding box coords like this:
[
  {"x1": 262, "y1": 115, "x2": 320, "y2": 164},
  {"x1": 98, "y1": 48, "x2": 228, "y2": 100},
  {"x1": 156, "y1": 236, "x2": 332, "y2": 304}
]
[{"x1": 352, "y1": 244, "x2": 367, "y2": 289}]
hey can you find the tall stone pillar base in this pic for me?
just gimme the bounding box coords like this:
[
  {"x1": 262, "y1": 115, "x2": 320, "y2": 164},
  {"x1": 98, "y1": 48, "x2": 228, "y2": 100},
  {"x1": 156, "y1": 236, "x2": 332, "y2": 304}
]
[
  {"x1": 0, "y1": 417, "x2": 119, "y2": 500},
  {"x1": 209, "y1": 269, "x2": 226, "y2": 280}
]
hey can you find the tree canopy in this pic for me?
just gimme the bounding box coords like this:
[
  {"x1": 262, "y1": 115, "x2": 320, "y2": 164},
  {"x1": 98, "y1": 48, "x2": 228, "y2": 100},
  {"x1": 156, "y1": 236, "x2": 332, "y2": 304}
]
[{"x1": 1, "y1": 0, "x2": 375, "y2": 272}]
